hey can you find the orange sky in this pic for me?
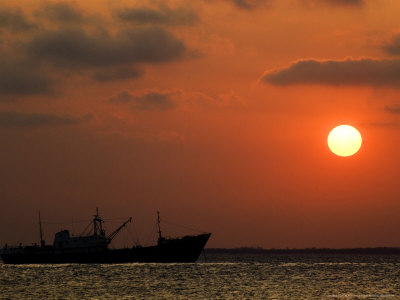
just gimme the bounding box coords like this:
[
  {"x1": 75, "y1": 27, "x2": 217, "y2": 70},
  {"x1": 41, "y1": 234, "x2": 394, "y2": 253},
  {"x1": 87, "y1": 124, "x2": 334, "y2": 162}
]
[{"x1": 1, "y1": 0, "x2": 400, "y2": 248}]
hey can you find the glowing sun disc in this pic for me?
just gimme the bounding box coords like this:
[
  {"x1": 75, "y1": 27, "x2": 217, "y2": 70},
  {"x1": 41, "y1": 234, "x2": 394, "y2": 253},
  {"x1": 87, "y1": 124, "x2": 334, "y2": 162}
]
[{"x1": 327, "y1": 125, "x2": 362, "y2": 157}]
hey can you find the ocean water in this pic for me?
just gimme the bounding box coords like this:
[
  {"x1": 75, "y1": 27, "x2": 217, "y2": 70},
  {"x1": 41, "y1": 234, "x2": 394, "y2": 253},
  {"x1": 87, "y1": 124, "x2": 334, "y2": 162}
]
[{"x1": 1, "y1": 254, "x2": 400, "y2": 299}]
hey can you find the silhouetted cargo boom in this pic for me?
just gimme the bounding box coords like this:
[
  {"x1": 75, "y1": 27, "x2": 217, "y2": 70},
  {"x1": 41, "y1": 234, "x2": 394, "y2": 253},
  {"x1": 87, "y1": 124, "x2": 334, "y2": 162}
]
[{"x1": 1, "y1": 209, "x2": 211, "y2": 264}]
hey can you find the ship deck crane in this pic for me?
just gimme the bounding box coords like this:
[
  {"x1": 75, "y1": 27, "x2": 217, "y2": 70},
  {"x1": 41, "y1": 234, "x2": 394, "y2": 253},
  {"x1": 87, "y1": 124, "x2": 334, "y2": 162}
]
[{"x1": 106, "y1": 217, "x2": 132, "y2": 244}]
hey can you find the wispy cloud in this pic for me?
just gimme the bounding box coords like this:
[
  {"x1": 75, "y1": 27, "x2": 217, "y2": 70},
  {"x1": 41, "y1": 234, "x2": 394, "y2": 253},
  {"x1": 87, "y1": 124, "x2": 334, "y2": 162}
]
[
  {"x1": 385, "y1": 104, "x2": 400, "y2": 114},
  {"x1": 323, "y1": 0, "x2": 364, "y2": 6},
  {"x1": 109, "y1": 88, "x2": 245, "y2": 111},
  {"x1": 116, "y1": 5, "x2": 197, "y2": 26},
  {"x1": 109, "y1": 90, "x2": 178, "y2": 110},
  {"x1": 262, "y1": 58, "x2": 400, "y2": 88},
  {"x1": 302, "y1": 0, "x2": 365, "y2": 8},
  {"x1": 92, "y1": 67, "x2": 144, "y2": 82},
  {"x1": 224, "y1": 0, "x2": 274, "y2": 10},
  {"x1": 0, "y1": 111, "x2": 92, "y2": 128},
  {"x1": 383, "y1": 34, "x2": 400, "y2": 56}
]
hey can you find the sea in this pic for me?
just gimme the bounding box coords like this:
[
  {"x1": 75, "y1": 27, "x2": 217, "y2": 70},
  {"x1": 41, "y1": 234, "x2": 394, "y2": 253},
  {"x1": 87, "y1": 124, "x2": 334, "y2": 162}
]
[{"x1": 1, "y1": 253, "x2": 400, "y2": 299}]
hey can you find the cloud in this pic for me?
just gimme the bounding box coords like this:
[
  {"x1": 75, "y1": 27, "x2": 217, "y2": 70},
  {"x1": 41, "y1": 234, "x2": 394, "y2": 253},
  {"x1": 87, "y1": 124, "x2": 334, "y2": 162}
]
[
  {"x1": 364, "y1": 121, "x2": 400, "y2": 128},
  {"x1": 27, "y1": 27, "x2": 187, "y2": 68},
  {"x1": 0, "y1": 13, "x2": 189, "y2": 99},
  {"x1": 323, "y1": 0, "x2": 364, "y2": 6},
  {"x1": 36, "y1": 2, "x2": 84, "y2": 24},
  {"x1": 0, "y1": 58, "x2": 53, "y2": 96},
  {"x1": 227, "y1": 0, "x2": 273, "y2": 10},
  {"x1": 0, "y1": 111, "x2": 92, "y2": 128},
  {"x1": 302, "y1": 0, "x2": 364, "y2": 7},
  {"x1": 109, "y1": 89, "x2": 245, "y2": 110},
  {"x1": 226, "y1": 0, "x2": 362, "y2": 10},
  {"x1": 385, "y1": 104, "x2": 400, "y2": 114},
  {"x1": 92, "y1": 67, "x2": 144, "y2": 82},
  {"x1": 383, "y1": 35, "x2": 400, "y2": 56},
  {"x1": 109, "y1": 90, "x2": 178, "y2": 110},
  {"x1": 262, "y1": 58, "x2": 400, "y2": 88},
  {"x1": 116, "y1": 5, "x2": 197, "y2": 26},
  {"x1": 0, "y1": 8, "x2": 36, "y2": 32}
]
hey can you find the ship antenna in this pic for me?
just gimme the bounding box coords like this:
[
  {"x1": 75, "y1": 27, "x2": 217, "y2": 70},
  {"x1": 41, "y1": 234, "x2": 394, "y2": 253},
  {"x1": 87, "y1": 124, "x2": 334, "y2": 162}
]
[
  {"x1": 39, "y1": 211, "x2": 45, "y2": 247},
  {"x1": 157, "y1": 210, "x2": 163, "y2": 241}
]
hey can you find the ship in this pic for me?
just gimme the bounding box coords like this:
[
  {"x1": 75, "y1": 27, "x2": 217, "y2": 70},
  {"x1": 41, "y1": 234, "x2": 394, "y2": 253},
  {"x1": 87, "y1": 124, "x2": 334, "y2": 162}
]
[{"x1": 0, "y1": 209, "x2": 211, "y2": 264}]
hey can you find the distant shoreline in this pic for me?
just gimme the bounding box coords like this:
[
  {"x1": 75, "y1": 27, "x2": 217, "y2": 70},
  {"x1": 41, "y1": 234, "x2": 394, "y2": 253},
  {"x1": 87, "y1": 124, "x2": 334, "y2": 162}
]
[{"x1": 205, "y1": 247, "x2": 400, "y2": 254}]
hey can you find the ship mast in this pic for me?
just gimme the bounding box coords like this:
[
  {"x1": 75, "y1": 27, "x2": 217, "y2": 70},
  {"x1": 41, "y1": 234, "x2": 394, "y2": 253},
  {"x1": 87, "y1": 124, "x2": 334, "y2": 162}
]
[
  {"x1": 93, "y1": 207, "x2": 104, "y2": 236},
  {"x1": 157, "y1": 211, "x2": 163, "y2": 241},
  {"x1": 38, "y1": 211, "x2": 45, "y2": 247}
]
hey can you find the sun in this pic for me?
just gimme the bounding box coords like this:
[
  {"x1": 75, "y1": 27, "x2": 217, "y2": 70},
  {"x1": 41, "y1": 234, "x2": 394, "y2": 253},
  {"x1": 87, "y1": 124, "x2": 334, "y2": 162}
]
[{"x1": 327, "y1": 125, "x2": 362, "y2": 157}]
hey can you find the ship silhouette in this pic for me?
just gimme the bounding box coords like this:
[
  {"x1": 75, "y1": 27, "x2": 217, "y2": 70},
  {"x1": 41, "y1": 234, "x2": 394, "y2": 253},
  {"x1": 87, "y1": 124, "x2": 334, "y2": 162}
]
[{"x1": 1, "y1": 209, "x2": 211, "y2": 264}]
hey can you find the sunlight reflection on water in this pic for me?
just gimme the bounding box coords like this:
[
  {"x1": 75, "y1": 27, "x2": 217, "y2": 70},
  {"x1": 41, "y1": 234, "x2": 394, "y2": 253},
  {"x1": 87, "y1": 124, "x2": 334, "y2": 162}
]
[{"x1": 1, "y1": 254, "x2": 400, "y2": 299}]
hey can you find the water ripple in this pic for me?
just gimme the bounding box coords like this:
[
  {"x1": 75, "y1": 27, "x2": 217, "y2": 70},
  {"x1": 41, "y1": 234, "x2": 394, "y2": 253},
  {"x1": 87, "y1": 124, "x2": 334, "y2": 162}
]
[{"x1": 1, "y1": 254, "x2": 400, "y2": 299}]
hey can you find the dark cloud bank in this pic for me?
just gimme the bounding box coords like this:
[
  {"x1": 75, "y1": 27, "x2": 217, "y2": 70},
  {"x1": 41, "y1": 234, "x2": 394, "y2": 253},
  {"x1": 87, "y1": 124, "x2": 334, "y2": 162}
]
[
  {"x1": 36, "y1": 2, "x2": 84, "y2": 24},
  {"x1": 0, "y1": 8, "x2": 36, "y2": 32},
  {"x1": 0, "y1": 2, "x2": 192, "y2": 98},
  {"x1": 0, "y1": 25, "x2": 187, "y2": 97},
  {"x1": 262, "y1": 58, "x2": 400, "y2": 88},
  {"x1": 0, "y1": 59, "x2": 53, "y2": 96},
  {"x1": 28, "y1": 27, "x2": 186, "y2": 68}
]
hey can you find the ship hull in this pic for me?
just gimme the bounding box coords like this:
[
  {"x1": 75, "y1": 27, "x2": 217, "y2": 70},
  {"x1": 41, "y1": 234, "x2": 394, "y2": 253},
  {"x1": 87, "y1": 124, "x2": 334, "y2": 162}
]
[{"x1": 1, "y1": 233, "x2": 211, "y2": 264}]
